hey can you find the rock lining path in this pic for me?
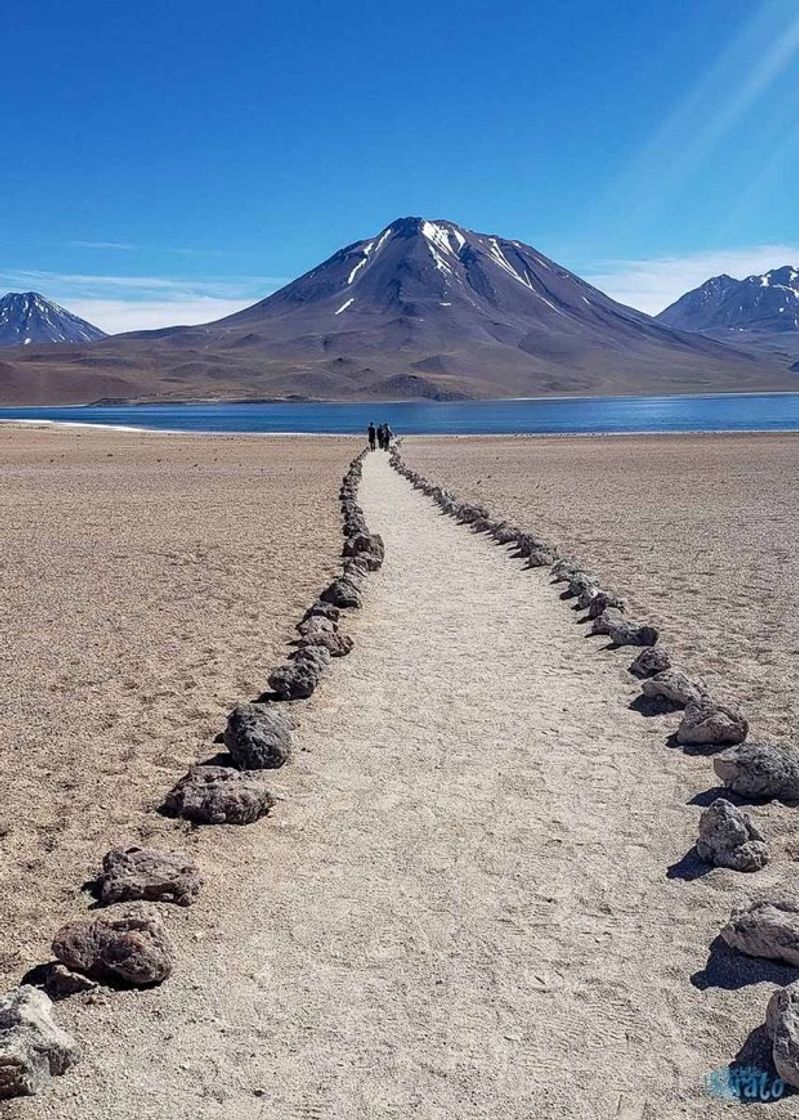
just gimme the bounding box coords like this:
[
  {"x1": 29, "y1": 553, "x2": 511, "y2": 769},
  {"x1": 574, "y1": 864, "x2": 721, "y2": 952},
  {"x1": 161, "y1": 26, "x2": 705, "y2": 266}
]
[{"x1": 33, "y1": 453, "x2": 770, "y2": 1119}]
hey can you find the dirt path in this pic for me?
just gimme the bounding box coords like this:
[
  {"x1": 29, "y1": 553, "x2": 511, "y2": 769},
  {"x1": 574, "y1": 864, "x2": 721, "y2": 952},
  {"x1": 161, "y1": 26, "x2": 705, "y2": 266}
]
[{"x1": 30, "y1": 452, "x2": 788, "y2": 1119}]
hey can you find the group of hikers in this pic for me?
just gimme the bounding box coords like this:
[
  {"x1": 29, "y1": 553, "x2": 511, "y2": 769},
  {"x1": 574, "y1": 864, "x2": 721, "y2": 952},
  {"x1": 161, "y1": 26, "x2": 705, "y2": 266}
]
[{"x1": 367, "y1": 421, "x2": 393, "y2": 452}]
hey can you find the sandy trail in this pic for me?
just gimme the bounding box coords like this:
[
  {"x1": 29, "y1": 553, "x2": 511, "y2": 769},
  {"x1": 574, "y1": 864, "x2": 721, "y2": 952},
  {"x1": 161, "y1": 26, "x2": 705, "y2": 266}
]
[{"x1": 30, "y1": 452, "x2": 787, "y2": 1119}]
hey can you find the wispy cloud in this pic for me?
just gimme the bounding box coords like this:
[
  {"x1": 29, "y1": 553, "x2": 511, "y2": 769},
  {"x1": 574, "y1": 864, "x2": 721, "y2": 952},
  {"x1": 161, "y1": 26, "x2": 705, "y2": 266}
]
[
  {"x1": 0, "y1": 269, "x2": 290, "y2": 333},
  {"x1": 58, "y1": 241, "x2": 230, "y2": 256},
  {"x1": 63, "y1": 240, "x2": 138, "y2": 251},
  {"x1": 581, "y1": 244, "x2": 799, "y2": 315}
]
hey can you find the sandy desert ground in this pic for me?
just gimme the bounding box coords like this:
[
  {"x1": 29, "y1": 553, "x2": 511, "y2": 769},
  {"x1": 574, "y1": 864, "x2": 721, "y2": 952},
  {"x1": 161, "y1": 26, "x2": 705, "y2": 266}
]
[
  {"x1": 403, "y1": 433, "x2": 799, "y2": 746},
  {"x1": 1, "y1": 426, "x2": 798, "y2": 1118},
  {"x1": 0, "y1": 425, "x2": 357, "y2": 991}
]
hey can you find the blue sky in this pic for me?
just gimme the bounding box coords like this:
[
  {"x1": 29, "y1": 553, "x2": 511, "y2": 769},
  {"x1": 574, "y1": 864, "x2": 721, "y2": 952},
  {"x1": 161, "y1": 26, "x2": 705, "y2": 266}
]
[{"x1": 4, "y1": 0, "x2": 799, "y2": 331}]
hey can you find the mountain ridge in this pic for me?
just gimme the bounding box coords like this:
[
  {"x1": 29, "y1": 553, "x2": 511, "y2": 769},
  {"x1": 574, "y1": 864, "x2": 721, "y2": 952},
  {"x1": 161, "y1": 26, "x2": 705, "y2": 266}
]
[
  {"x1": 657, "y1": 266, "x2": 799, "y2": 333},
  {"x1": 1, "y1": 218, "x2": 795, "y2": 404}
]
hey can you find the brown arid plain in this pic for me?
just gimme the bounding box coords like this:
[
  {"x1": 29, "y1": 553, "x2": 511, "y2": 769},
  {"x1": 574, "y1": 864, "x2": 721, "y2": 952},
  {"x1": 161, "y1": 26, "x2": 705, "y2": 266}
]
[
  {"x1": 0, "y1": 426, "x2": 357, "y2": 991},
  {"x1": 404, "y1": 432, "x2": 799, "y2": 746}
]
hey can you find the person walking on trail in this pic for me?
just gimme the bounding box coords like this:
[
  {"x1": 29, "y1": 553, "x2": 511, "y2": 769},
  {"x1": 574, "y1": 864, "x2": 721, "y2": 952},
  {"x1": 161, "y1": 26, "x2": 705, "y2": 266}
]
[
  {"x1": 376, "y1": 423, "x2": 386, "y2": 451},
  {"x1": 367, "y1": 422, "x2": 377, "y2": 451},
  {"x1": 381, "y1": 422, "x2": 393, "y2": 450}
]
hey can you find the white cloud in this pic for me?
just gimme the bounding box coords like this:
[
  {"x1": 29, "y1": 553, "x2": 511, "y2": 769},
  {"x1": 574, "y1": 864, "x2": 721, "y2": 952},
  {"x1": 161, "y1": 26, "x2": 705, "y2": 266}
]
[
  {"x1": 580, "y1": 244, "x2": 799, "y2": 315},
  {"x1": 63, "y1": 241, "x2": 138, "y2": 251},
  {"x1": 66, "y1": 298, "x2": 257, "y2": 333},
  {"x1": 0, "y1": 268, "x2": 290, "y2": 333}
]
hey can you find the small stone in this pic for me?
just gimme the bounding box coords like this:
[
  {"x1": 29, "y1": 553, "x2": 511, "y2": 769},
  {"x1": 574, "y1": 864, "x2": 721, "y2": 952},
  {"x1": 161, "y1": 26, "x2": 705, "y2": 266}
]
[
  {"x1": 320, "y1": 578, "x2": 362, "y2": 609},
  {"x1": 0, "y1": 985, "x2": 79, "y2": 1099},
  {"x1": 224, "y1": 703, "x2": 292, "y2": 769},
  {"x1": 551, "y1": 559, "x2": 582, "y2": 583},
  {"x1": 53, "y1": 904, "x2": 174, "y2": 986},
  {"x1": 36, "y1": 963, "x2": 98, "y2": 1001},
  {"x1": 695, "y1": 799, "x2": 769, "y2": 872},
  {"x1": 164, "y1": 765, "x2": 275, "y2": 825},
  {"x1": 491, "y1": 524, "x2": 522, "y2": 545},
  {"x1": 342, "y1": 532, "x2": 384, "y2": 570},
  {"x1": 629, "y1": 646, "x2": 671, "y2": 678},
  {"x1": 641, "y1": 669, "x2": 708, "y2": 708},
  {"x1": 527, "y1": 545, "x2": 558, "y2": 568},
  {"x1": 296, "y1": 629, "x2": 353, "y2": 657},
  {"x1": 591, "y1": 608, "x2": 658, "y2": 647},
  {"x1": 677, "y1": 699, "x2": 748, "y2": 746},
  {"x1": 456, "y1": 504, "x2": 489, "y2": 524},
  {"x1": 714, "y1": 742, "x2": 799, "y2": 800},
  {"x1": 587, "y1": 590, "x2": 625, "y2": 619},
  {"x1": 721, "y1": 898, "x2": 799, "y2": 967},
  {"x1": 566, "y1": 571, "x2": 600, "y2": 599},
  {"x1": 99, "y1": 846, "x2": 204, "y2": 906},
  {"x1": 299, "y1": 600, "x2": 339, "y2": 626},
  {"x1": 296, "y1": 615, "x2": 336, "y2": 638},
  {"x1": 269, "y1": 647, "x2": 330, "y2": 700}
]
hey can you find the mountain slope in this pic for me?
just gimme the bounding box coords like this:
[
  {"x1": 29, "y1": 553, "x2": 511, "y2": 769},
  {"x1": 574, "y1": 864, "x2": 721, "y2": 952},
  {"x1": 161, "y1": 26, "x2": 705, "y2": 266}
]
[
  {"x1": 2, "y1": 219, "x2": 793, "y2": 404},
  {"x1": 149, "y1": 217, "x2": 744, "y2": 362},
  {"x1": 0, "y1": 292, "x2": 107, "y2": 347},
  {"x1": 657, "y1": 267, "x2": 799, "y2": 333}
]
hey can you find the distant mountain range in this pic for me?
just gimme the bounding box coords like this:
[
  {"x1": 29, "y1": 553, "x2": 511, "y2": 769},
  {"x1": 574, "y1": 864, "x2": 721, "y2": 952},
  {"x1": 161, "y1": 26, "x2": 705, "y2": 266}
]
[
  {"x1": 657, "y1": 266, "x2": 799, "y2": 373},
  {"x1": 657, "y1": 267, "x2": 799, "y2": 333},
  {"x1": 0, "y1": 291, "x2": 106, "y2": 347},
  {"x1": 1, "y1": 220, "x2": 795, "y2": 404}
]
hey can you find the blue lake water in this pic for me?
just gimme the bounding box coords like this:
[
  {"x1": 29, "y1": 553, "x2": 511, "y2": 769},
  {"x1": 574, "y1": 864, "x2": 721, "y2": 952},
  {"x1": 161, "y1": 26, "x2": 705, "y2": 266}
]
[{"x1": 0, "y1": 392, "x2": 798, "y2": 435}]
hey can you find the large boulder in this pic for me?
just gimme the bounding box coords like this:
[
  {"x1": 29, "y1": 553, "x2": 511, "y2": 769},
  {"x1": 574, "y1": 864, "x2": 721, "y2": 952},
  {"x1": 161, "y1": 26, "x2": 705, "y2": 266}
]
[
  {"x1": 269, "y1": 646, "x2": 330, "y2": 700},
  {"x1": 52, "y1": 904, "x2": 174, "y2": 986},
  {"x1": 641, "y1": 669, "x2": 708, "y2": 708},
  {"x1": 98, "y1": 846, "x2": 203, "y2": 906},
  {"x1": 164, "y1": 765, "x2": 275, "y2": 825},
  {"x1": 0, "y1": 986, "x2": 79, "y2": 1099},
  {"x1": 320, "y1": 577, "x2": 362, "y2": 609},
  {"x1": 721, "y1": 898, "x2": 799, "y2": 967},
  {"x1": 591, "y1": 608, "x2": 658, "y2": 647},
  {"x1": 696, "y1": 799, "x2": 769, "y2": 872},
  {"x1": 714, "y1": 742, "x2": 799, "y2": 800},
  {"x1": 767, "y1": 982, "x2": 799, "y2": 1089},
  {"x1": 629, "y1": 645, "x2": 671, "y2": 678},
  {"x1": 677, "y1": 699, "x2": 748, "y2": 746},
  {"x1": 224, "y1": 702, "x2": 292, "y2": 768}
]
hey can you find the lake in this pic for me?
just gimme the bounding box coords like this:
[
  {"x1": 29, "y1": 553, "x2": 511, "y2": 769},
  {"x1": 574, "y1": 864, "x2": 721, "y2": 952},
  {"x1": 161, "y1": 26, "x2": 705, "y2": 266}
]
[{"x1": 1, "y1": 392, "x2": 798, "y2": 435}]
